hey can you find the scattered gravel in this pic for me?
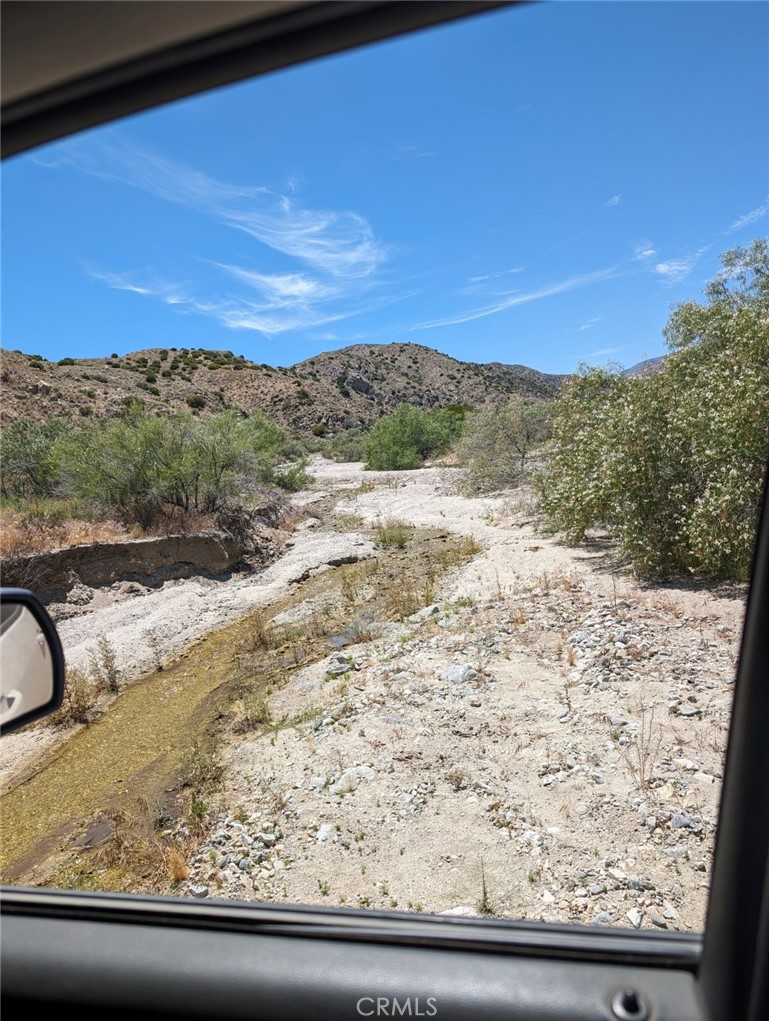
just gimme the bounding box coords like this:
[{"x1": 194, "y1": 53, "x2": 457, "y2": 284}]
[{"x1": 180, "y1": 459, "x2": 744, "y2": 932}]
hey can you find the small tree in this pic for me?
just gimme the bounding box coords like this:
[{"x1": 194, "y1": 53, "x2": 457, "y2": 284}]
[{"x1": 458, "y1": 399, "x2": 552, "y2": 494}]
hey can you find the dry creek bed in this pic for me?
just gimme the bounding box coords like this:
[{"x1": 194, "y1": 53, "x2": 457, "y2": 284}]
[{"x1": 0, "y1": 458, "x2": 746, "y2": 932}]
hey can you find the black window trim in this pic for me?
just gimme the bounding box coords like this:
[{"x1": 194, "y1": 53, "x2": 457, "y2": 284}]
[{"x1": 1, "y1": 0, "x2": 512, "y2": 159}]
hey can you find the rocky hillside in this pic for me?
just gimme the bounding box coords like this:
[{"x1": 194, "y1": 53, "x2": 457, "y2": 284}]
[{"x1": 0, "y1": 342, "x2": 567, "y2": 434}]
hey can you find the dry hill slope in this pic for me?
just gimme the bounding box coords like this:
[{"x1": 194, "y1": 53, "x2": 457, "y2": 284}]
[{"x1": 0, "y1": 342, "x2": 567, "y2": 433}]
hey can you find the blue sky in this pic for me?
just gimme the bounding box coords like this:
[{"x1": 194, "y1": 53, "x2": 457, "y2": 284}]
[{"x1": 2, "y1": 1, "x2": 767, "y2": 374}]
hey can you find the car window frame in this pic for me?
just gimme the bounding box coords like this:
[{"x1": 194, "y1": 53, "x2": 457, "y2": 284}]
[{"x1": 1, "y1": 3, "x2": 768, "y2": 1020}]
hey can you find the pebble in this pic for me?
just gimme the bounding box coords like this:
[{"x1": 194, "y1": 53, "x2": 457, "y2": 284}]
[
  {"x1": 441, "y1": 664, "x2": 481, "y2": 685},
  {"x1": 329, "y1": 765, "x2": 377, "y2": 795},
  {"x1": 626, "y1": 908, "x2": 644, "y2": 928},
  {"x1": 188, "y1": 885, "x2": 209, "y2": 898},
  {"x1": 671, "y1": 811, "x2": 695, "y2": 829},
  {"x1": 326, "y1": 653, "x2": 357, "y2": 677}
]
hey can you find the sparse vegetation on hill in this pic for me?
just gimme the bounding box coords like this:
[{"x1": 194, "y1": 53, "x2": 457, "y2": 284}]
[
  {"x1": 0, "y1": 341, "x2": 565, "y2": 436},
  {"x1": 538, "y1": 241, "x2": 769, "y2": 580}
]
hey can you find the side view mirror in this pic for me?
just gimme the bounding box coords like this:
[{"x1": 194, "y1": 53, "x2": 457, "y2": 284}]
[{"x1": 0, "y1": 588, "x2": 65, "y2": 735}]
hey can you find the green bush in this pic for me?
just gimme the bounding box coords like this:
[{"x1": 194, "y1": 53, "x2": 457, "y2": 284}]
[
  {"x1": 538, "y1": 240, "x2": 769, "y2": 580},
  {"x1": 57, "y1": 357, "x2": 76, "y2": 366},
  {"x1": 186, "y1": 394, "x2": 205, "y2": 409},
  {"x1": 364, "y1": 405, "x2": 464, "y2": 471},
  {"x1": 0, "y1": 418, "x2": 72, "y2": 498},
  {"x1": 7, "y1": 408, "x2": 300, "y2": 527},
  {"x1": 269, "y1": 460, "x2": 311, "y2": 492}
]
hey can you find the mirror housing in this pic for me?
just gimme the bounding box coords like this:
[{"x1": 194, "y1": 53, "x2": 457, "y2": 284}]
[{"x1": 0, "y1": 587, "x2": 65, "y2": 735}]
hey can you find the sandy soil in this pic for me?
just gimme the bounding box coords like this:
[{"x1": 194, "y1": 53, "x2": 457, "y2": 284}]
[{"x1": 177, "y1": 458, "x2": 744, "y2": 932}]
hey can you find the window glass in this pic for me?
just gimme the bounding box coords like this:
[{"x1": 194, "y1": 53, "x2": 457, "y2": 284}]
[{"x1": 2, "y1": 0, "x2": 768, "y2": 934}]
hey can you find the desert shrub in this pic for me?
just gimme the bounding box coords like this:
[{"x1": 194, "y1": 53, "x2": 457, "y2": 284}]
[
  {"x1": 50, "y1": 407, "x2": 299, "y2": 526},
  {"x1": 269, "y1": 459, "x2": 311, "y2": 492},
  {"x1": 0, "y1": 417, "x2": 72, "y2": 498},
  {"x1": 88, "y1": 636, "x2": 121, "y2": 694},
  {"x1": 57, "y1": 357, "x2": 76, "y2": 366},
  {"x1": 233, "y1": 691, "x2": 272, "y2": 732},
  {"x1": 364, "y1": 405, "x2": 463, "y2": 470},
  {"x1": 458, "y1": 400, "x2": 552, "y2": 494},
  {"x1": 324, "y1": 428, "x2": 367, "y2": 463},
  {"x1": 186, "y1": 394, "x2": 205, "y2": 408},
  {"x1": 538, "y1": 240, "x2": 769, "y2": 580}
]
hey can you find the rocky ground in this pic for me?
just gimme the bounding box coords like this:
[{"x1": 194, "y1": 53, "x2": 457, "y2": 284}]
[{"x1": 178, "y1": 458, "x2": 744, "y2": 933}]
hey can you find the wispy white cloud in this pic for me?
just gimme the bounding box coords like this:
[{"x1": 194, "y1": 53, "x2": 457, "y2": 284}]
[
  {"x1": 88, "y1": 269, "x2": 189, "y2": 305},
  {"x1": 632, "y1": 239, "x2": 656, "y2": 261},
  {"x1": 92, "y1": 263, "x2": 413, "y2": 336},
  {"x1": 45, "y1": 138, "x2": 390, "y2": 335},
  {"x1": 467, "y1": 267, "x2": 525, "y2": 284},
  {"x1": 411, "y1": 268, "x2": 617, "y2": 331},
  {"x1": 578, "y1": 315, "x2": 601, "y2": 332},
  {"x1": 584, "y1": 345, "x2": 625, "y2": 358},
  {"x1": 215, "y1": 265, "x2": 339, "y2": 304},
  {"x1": 388, "y1": 144, "x2": 436, "y2": 161},
  {"x1": 654, "y1": 245, "x2": 709, "y2": 285},
  {"x1": 604, "y1": 194, "x2": 622, "y2": 207},
  {"x1": 728, "y1": 198, "x2": 769, "y2": 233},
  {"x1": 654, "y1": 260, "x2": 693, "y2": 283}
]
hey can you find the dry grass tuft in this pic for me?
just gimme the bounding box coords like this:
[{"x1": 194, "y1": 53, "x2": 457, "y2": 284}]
[
  {"x1": 49, "y1": 666, "x2": 100, "y2": 726},
  {"x1": 376, "y1": 518, "x2": 410, "y2": 549},
  {"x1": 166, "y1": 847, "x2": 189, "y2": 883},
  {"x1": 0, "y1": 502, "x2": 126, "y2": 558}
]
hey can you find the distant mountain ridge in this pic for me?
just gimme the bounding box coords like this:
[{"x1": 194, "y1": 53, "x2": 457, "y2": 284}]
[
  {"x1": 0, "y1": 341, "x2": 568, "y2": 433},
  {"x1": 623, "y1": 355, "x2": 666, "y2": 378}
]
